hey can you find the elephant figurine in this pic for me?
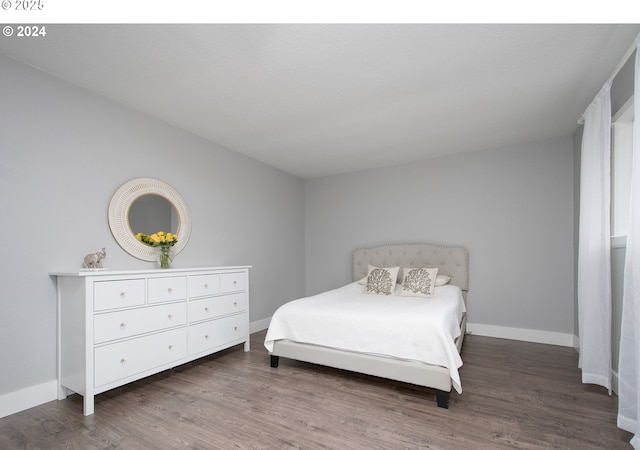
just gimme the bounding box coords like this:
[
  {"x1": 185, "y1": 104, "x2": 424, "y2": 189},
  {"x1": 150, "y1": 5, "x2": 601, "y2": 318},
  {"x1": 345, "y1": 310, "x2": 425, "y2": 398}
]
[{"x1": 83, "y1": 247, "x2": 106, "y2": 269}]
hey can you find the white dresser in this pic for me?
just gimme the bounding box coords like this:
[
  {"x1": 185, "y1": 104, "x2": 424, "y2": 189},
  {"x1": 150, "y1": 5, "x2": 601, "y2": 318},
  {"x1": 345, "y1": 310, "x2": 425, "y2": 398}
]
[{"x1": 52, "y1": 266, "x2": 251, "y2": 415}]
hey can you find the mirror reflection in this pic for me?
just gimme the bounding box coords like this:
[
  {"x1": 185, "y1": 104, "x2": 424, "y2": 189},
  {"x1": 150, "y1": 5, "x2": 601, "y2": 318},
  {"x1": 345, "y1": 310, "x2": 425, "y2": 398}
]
[{"x1": 128, "y1": 194, "x2": 178, "y2": 236}]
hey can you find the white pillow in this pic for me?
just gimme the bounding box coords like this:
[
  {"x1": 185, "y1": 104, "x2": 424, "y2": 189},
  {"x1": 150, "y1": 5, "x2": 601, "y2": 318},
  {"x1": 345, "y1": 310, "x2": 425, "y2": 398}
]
[
  {"x1": 364, "y1": 265, "x2": 400, "y2": 295},
  {"x1": 435, "y1": 274, "x2": 451, "y2": 286},
  {"x1": 399, "y1": 267, "x2": 439, "y2": 298}
]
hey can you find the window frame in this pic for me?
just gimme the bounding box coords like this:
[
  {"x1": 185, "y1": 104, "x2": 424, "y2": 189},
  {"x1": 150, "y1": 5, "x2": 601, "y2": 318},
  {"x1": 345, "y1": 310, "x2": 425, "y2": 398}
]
[{"x1": 611, "y1": 96, "x2": 634, "y2": 248}]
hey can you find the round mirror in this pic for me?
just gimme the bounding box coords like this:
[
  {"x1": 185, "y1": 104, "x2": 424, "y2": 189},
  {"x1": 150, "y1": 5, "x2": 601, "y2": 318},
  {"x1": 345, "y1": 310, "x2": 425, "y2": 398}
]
[{"x1": 108, "y1": 178, "x2": 191, "y2": 261}]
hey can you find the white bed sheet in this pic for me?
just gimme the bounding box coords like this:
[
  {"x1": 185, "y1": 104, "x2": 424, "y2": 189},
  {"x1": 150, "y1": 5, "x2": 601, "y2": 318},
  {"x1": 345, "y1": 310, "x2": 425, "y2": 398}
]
[{"x1": 264, "y1": 282, "x2": 466, "y2": 393}]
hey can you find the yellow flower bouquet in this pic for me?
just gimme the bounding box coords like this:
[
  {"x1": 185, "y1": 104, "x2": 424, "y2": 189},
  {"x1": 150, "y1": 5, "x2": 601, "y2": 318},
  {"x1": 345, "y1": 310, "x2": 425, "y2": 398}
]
[{"x1": 135, "y1": 231, "x2": 178, "y2": 268}]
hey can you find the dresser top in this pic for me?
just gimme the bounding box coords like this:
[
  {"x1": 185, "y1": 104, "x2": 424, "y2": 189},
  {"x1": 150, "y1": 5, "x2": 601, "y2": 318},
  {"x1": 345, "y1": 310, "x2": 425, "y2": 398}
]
[{"x1": 50, "y1": 265, "x2": 252, "y2": 277}]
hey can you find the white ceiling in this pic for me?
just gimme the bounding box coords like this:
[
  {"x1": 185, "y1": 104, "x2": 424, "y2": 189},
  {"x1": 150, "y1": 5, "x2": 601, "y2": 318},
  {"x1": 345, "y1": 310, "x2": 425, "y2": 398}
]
[{"x1": 1, "y1": 24, "x2": 639, "y2": 178}]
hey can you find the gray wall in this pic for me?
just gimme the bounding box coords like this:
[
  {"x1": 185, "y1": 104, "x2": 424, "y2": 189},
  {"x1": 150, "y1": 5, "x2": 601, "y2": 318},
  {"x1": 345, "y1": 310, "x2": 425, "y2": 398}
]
[
  {"x1": 0, "y1": 54, "x2": 306, "y2": 396},
  {"x1": 305, "y1": 136, "x2": 575, "y2": 334}
]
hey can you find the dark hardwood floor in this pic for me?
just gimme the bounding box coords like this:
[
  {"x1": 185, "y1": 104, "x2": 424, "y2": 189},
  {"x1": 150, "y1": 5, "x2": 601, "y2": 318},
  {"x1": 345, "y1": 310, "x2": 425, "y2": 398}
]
[{"x1": 0, "y1": 331, "x2": 632, "y2": 449}]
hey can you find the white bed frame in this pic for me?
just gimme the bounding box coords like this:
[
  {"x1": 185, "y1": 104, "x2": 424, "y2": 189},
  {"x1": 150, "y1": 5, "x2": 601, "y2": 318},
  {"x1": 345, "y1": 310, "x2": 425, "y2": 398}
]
[{"x1": 269, "y1": 243, "x2": 469, "y2": 408}]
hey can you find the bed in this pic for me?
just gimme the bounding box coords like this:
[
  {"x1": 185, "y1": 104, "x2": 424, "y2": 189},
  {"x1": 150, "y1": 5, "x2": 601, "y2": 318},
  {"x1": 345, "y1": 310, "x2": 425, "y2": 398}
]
[{"x1": 264, "y1": 242, "x2": 468, "y2": 408}]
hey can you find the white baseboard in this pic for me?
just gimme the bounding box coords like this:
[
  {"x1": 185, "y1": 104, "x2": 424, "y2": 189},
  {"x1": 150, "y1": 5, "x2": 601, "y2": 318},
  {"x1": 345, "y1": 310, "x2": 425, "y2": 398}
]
[
  {"x1": 250, "y1": 317, "x2": 271, "y2": 333},
  {"x1": 0, "y1": 380, "x2": 58, "y2": 419},
  {"x1": 466, "y1": 322, "x2": 575, "y2": 347}
]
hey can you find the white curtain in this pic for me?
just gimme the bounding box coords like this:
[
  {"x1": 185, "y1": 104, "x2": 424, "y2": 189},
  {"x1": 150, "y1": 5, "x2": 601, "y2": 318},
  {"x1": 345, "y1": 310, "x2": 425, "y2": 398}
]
[
  {"x1": 578, "y1": 82, "x2": 612, "y2": 392},
  {"x1": 618, "y1": 37, "x2": 640, "y2": 448}
]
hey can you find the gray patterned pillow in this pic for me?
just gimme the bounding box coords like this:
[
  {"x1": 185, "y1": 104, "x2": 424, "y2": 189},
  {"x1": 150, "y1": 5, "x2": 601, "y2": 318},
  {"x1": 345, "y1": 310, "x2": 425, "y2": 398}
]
[
  {"x1": 364, "y1": 265, "x2": 399, "y2": 295},
  {"x1": 399, "y1": 267, "x2": 439, "y2": 298}
]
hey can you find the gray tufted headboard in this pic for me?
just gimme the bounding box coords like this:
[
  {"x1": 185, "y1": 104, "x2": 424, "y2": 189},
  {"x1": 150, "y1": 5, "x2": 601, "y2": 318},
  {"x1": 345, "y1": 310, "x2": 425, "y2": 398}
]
[{"x1": 352, "y1": 243, "x2": 469, "y2": 292}]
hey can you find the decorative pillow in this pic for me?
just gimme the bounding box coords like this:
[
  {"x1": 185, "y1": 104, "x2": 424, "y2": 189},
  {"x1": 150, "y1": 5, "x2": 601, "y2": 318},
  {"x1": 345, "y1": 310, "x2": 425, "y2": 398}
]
[
  {"x1": 364, "y1": 265, "x2": 399, "y2": 295},
  {"x1": 360, "y1": 269, "x2": 450, "y2": 288},
  {"x1": 399, "y1": 267, "x2": 439, "y2": 298},
  {"x1": 435, "y1": 274, "x2": 451, "y2": 286}
]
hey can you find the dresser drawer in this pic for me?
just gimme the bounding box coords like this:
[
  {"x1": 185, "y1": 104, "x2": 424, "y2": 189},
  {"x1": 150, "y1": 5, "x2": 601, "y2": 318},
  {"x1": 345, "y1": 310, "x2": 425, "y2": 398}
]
[
  {"x1": 189, "y1": 274, "x2": 220, "y2": 298},
  {"x1": 94, "y1": 328, "x2": 187, "y2": 388},
  {"x1": 189, "y1": 293, "x2": 246, "y2": 323},
  {"x1": 94, "y1": 302, "x2": 187, "y2": 344},
  {"x1": 148, "y1": 276, "x2": 187, "y2": 304},
  {"x1": 94, "y1": 279, "x2": 145, "y2": 311},
  {"x1": 188, "y1": 313, "x2": 247, "y2": 356},
  {"x1": 220, "y1": 272, "x2": 247, "y2": 293}
]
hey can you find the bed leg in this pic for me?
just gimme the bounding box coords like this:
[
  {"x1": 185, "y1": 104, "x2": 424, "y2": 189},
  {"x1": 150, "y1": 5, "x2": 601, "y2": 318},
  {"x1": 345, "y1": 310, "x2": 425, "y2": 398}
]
[
  {"x1": 435, "y1": 390, "x2": 449, "y2": 409},
  {"x1": 270, "y1": 355, "x2": 279, "y2": 368}
]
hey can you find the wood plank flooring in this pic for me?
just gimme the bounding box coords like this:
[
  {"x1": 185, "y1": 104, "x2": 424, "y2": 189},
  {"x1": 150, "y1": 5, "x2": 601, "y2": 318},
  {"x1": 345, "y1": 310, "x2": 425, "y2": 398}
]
[{"x1": 0, "y1": 330, "x2": 632, "y2": 449}]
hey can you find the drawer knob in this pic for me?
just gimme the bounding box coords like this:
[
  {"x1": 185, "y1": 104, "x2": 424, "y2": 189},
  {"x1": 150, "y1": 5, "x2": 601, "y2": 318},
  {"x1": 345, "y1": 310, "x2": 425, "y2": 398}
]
[
  {"x1": 167, "y1": 288, "x2": 173, "y2": 294},
  {"x1": 233, "y1": 280, "x2": 237, "y2": 285},
  {"x1": 120, "y1": 358, "x2": 126, "y2": 365},
  {"x1": 120, "y1": 323, "x2": 126, "y2": 329},
  {"x1": 234, "y1": 326, "x2": 238, "y2": 331},
  {"x1": 205, "y1": 307, "x2": 209, "y2": 312},
  {"x1": 204, "y1": 284, "x2": 208, "y2": 289},
  {"x1": 168, "y1": 345, "x2": 173, "y2": 350},
  {"x1": 167, "y1": 314, "x2": 173, "y2": 320},
  {"x1": 204, "y1": 334, "x2": 209, "y2": 339},
  {"x1": 234, "y1": 301, "x2": 237, "y2": 306},
  {"x1": 119, "y1": 292, "x2": 126, "y2": 298}
]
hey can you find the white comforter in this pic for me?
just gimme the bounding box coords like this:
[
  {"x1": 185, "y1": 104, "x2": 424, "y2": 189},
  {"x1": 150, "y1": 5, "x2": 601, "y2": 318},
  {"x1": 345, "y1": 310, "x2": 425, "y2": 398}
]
[{"x1": 264, "y1": 282, "x2": 466, "y2": 393}]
